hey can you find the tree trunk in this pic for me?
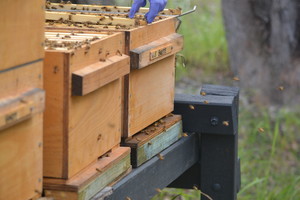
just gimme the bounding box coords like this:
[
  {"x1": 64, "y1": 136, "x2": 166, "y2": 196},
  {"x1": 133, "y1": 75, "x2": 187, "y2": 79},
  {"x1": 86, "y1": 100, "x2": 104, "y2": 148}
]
[{"x1": 222, "y1": 0, "x2": 300, "y2": 105}]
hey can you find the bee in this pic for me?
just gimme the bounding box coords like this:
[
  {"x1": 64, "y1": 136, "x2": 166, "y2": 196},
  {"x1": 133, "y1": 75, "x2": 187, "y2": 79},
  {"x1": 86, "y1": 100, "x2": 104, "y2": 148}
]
[
  {"x1": 70, "y1": 51, "x2": 75, "y2": 56},
  {"x1": 154, "y1": 122, "x2": 159, "y2": 127},
  {"x1": 277, "y1": 86, "x2": 284, "y2": 91},
  {"x1": 96, "y1": 168, "x2": 102, "y2": 173},
  {"x1": 193, "y1": 186, "x2": 199, "y2": 190},
  {"x1": 203, "y1": 100, "x2": 209, "y2": 104},
  {"x1": 159, "y1": 119, "x2": 165, "y2": 124},
  {"x1": 148, "y1": 142, "x2": 152, "y2": 146},
  {"x1": 189, "y1": 105, "x2": 195, "y2": 110},
  {"x1": 99, "y1": 16, "x2": 106, "y2": 21},
  {"x1": 156, "y1": 188, "x2": 162, "y2": 193},
  {"x1": 135, "y1": 137, "x2": 141, "y2": 142},
  {"x1": 59, "y1": 5, "x2": 64, "y2": 8},
  {"x1": 97, "y1": 134, "x2": 102, "y2": 141},
  {"x1": 51, "y1": 6, "x2": 57, "y2": 9},
  {"x1": 258, "y1": 128, "x2": 265, "y2": 133},
  {"x1": 114, "y1": 6, "x2": 118, "y2": 9},
  {"x1": 105, "y1": 51, "x2": 110, "y2": 57},
  {"x1": 103, "y1": 25, "x2": 108, "y2": 29},
  {"x1": 101, "y1": 6, "x2": 107, "y2": 10},
  {"x1": 98, "y1": 48, "x2": 102, "y2": 54},
  {"x1": 183, "y1": 133, "x2": 188, "y2": 137},
  {"x1": 108, "y1": 16, "x2": 114, "y2": 21},
  {"x1": 223, "y1": 121, "x2": 229, "y2": 126},
  {"x1": 68, "y1": 15, "x2": 72, "y2": 21},
  {"x1": 56, "y1": 33, "x2": 60, "y2": 37},
  {"x1": 92, "y1": 9, "x2": 99, "y2": 11},
  {"x1": 168, "y1": 9, "x2": 174, "y2": 13},
  {"x1": 233, "y1": 76, "x2": 240, "y2": 81},
  {"x1": 116, "y1": 50, "x2": 122, "y2": 56},
  {"x1": 99, "y1": 58, "x2": 106, "y2": 62},
  {"x1": 126, "y1": 197, "x2": 131, "y2": 200},
  {"x1": 71, "y1": 7, "x2": 77, "y2": 10},
  {"x1": 200, "y1": 91, "x2": 206, "y2": 96}
]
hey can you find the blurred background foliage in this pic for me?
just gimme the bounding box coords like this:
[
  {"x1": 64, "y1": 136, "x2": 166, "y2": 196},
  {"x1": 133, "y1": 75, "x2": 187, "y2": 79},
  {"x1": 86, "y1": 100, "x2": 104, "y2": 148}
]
[{"x1": 115, "y1": 0, "x2": 300, "y2": 199}]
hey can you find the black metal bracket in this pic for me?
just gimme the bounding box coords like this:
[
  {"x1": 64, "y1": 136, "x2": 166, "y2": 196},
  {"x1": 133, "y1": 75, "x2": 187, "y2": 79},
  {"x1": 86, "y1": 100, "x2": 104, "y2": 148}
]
[
  {"x1": 96, "y1": 84, "x2": 240, "y2": 200},
  {"x1": 169, "y1": 84, "x2": 241, "y2": 200}
]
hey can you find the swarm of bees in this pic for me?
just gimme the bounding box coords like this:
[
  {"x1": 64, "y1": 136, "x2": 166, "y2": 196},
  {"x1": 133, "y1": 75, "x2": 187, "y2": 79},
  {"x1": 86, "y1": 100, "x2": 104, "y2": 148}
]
[{"x1": 44, "y1": 32, "x2": 100, "y2": 51}]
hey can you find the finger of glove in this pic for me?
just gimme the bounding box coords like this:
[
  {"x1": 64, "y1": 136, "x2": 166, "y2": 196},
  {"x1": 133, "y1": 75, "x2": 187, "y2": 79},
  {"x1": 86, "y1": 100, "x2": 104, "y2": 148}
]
[
  {"x1": 149, "y1": 0, "x2": 167, "y2": 11},
  {"x1": 129, "y1": 0, "x2": 147, "y2": 18},
  {"x1": 145, "y1": 3, "x2": 161, "y2": 23}
]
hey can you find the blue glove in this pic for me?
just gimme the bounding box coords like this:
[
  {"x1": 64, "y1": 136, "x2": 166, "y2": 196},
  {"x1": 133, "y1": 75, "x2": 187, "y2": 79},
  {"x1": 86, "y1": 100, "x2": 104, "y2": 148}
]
[{"x1": 129, "y1": 0, "x2": 168, "y2": 23}]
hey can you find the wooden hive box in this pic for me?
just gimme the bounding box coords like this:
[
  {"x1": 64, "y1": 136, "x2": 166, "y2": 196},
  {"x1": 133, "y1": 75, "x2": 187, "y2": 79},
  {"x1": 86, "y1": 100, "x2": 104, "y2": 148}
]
[
  {"x1": 0, "y1": 61, "x2": 45, "y2": 200},
  {"x1": 0, "y1": 0, "x2": 44, "y2": 71},
  {"x1": 43, "y1": 30, "x2": 130, "y2": 179},
  {"x1": 45, "y1": 3, "x2": 184, "y2": 138}
]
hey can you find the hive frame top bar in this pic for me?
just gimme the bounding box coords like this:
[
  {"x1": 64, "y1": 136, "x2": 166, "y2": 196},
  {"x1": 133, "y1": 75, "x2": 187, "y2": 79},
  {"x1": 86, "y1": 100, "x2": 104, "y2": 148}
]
[
  {"x1": 44, "y1": 30, "x2": 117, "y2": 51},
  {"x1": 46, "y1": 2, "x2": 182, "y2": 16}
]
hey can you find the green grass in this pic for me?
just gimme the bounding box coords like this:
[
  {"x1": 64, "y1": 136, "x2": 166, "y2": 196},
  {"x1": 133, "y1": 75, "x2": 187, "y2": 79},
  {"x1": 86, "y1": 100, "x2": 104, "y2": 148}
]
[{"x1": 173, "y1": 0, "x2": 229, "y2": 79}]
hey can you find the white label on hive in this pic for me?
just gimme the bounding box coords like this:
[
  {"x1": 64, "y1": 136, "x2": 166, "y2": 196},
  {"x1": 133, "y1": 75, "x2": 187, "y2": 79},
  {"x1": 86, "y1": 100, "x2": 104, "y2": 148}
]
[{"x1": 149, "y1": 44, "x2": 173, "y2": 61}]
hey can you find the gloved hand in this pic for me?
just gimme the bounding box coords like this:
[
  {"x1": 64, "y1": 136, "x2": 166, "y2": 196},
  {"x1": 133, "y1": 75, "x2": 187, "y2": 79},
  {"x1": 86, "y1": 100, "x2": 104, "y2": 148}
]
[{"x1": 129, "y1": 0, "x2": 168, "y2": 23}]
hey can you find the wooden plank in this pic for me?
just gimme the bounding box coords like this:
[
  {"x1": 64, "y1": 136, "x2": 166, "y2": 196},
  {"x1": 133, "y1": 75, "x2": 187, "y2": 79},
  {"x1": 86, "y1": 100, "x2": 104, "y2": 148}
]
[
  {"x1": 130, "y1": 33, "x2": 183, "y2": 69},
  {"x1": 47, "y1": 2, "x2": 182, "y2": 15},
  {"x1": 126, "y1": 17, "x2": 177, "y2": 51},
  {"x1": 0, "y1": 0, "x2": 44, "y2": 71},
  {"x1": 43, "y1": 52, "x2": 68, "y2": 178},
  {"x1": 72, "y1": 55, "x2": 130, "y2": 96},
  {"x1": 0, "y1": 113, "x2": 43, "y2": 200},
  {"x1": 126, "y1": 55, "x2": 175, "y2": 137},
  {"x1": 46, "y1": 11, "x2": 140, "y2": 26},
  {"x1": 68, "y1": 79, "x2": 122, "y2": 177},
  {"x1": 44, "y1": 147, "x2": 131, "y2": 200},
  {"x1": 125, "y1": 114, "x2": 181, "y2": 147},
  {"x1": 0, "y1": 88, "x2": 45, "y2": 131},
  {"x1": 124, "y1": 115, "x2": 182, "y2": 167}
]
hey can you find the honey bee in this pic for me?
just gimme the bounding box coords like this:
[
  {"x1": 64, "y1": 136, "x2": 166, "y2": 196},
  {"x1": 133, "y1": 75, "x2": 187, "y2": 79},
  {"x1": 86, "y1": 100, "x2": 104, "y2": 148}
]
[
  {"x1": 193, "y1": 186, "x2": 199, "y2": 190},
  {"x1": 59, "y1": 5, "x2": 64, "y2": 8},
  {"x1": 126, "y1": 197, "x2": 132, "y2": 200},
  {"x1": 56, "y1": 33, "x2": 60, "y2": 37},
  {"x1": 99, "y1": 58, "x2": 106, "y2": 62},
  {"x1": 258, "y1": 128, "x2": 265, "y2": 133},
  {"x1": 200, "y1": 91, "x2": 206, "y2": 96},
  {"x1": 114, "y1": 6, "x2": 118, "y2": 9},
  {"x1": 223, "y1": 121, "x2": 229, "y2": 126},
  {"x1": 233, "y1": 76, "x2": 240, "y2": 81},
  {"x1": 51, "y1": 6, "x2": 57, "y2": 9},
  {"x1": 70, "y1": 51, "x2": 75, "y2": 56},
  {"x1": 189, "y1": 105, "x2": 195, "y2": 110},
  {"x1": 148, "y1": 142, "x2": 152, "y2": 145},
  {"x1": 156, "y1": 188, "x2": 162, "y2": 193},
  {"x1": 203, "y1": 100, "x2": 209, "y2": 104},
  {"x1": 183, "y1": 133, "x2": 188, "y2": 137},
  {"x1": 116, "y1": 50, "x2": 122, "y2": 56},
  {"x1": 96, "y1": 168, "x2": 102, "y2": 173},
  {"x1": 98, "y1": 48, "x2": 102, "y2": 54},
  {"x1": 71, "y1": 7, "x2": 77, "y2": 10},
  {"x1": 105, "y1": 51, "x2": 110, "y2": 57},
  {"x1": 277, "y1": 86, "x2": 284, "y2": 91},
  {"x1": 103, "y1": 25, "x2": 108, "y2": 29},
  {"x1": 108, "y1": 16, "x2": 114, "y2": 20}
]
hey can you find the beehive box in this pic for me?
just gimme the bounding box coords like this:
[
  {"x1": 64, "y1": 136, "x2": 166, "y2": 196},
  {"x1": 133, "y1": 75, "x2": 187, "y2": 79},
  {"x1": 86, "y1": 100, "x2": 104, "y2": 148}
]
[
  {"x1": 0, "y1": 0, "x2": 44, "y2": 71},
  {"x1": 45, "y1": 2, "x2": 184, "y2": 138},
  {"x1": 43, "y1": 30, "x2": 130, "y2": 179},
  {"x1": 0, "y1": 61, "x2": 45, "y2": 200}
]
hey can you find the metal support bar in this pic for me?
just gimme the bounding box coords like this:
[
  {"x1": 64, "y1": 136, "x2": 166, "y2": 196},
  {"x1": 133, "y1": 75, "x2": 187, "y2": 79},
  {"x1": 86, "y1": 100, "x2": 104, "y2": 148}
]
[
  {"x1": 104, "y1": 134, "x2": 199, "y2": 200},
  {"x1": 169, "y1": 84, "x2": 240, "y2": 200}
]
